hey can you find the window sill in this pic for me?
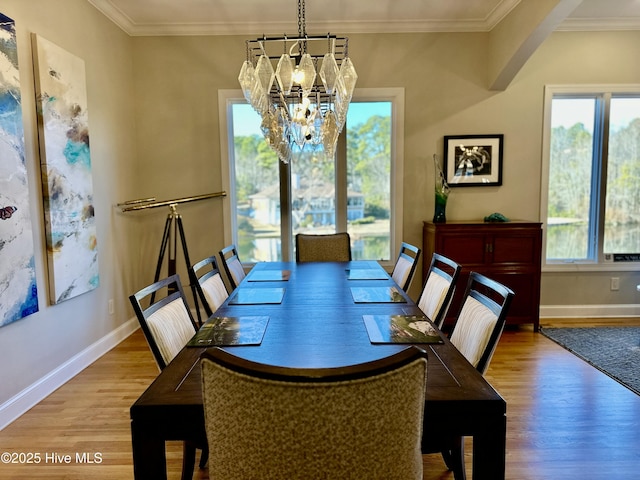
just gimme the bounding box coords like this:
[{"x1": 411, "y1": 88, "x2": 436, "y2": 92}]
[{"x1": 543, "y1": 262, "x2": 640, "y2": 273}]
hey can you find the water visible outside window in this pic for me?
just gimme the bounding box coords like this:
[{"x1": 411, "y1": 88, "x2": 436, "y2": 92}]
[
  {"x1": 231, "y1": 102, "x2": 392, "y2": 262},
  {"x1": 547, "y1": 96, "x2": 640, "y2": 261}
]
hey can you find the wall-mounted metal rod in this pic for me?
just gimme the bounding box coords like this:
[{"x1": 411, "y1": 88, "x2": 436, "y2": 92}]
[
  {"x1": 116, "y1": 197, "x2": 156, "y2": 207},
  {"x1": 119, "y1": 191, "x2": 226, "y2": 212}
]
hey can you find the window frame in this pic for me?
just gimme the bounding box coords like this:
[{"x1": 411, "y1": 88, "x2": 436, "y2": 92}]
[
  {"x1": 540, "y1": 84, "x2": 640, "y2": 272},
  {"x1": 218, "y1": 87, "x2": 405, "y2": 267}
]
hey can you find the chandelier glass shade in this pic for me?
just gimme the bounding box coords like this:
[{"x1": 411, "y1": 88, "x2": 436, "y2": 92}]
[{"x1": 238, "y1": 0, "x2": 357, "y2": 163}]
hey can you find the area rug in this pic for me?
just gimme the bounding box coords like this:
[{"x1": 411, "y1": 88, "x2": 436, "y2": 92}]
[{"x1": 541, "y1": 326, "x2": 640, "y2": 396}]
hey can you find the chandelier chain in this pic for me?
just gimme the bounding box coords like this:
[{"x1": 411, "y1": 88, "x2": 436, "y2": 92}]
[{"x1": 298, "y1": 0, "x2": 306, "y2": 36}]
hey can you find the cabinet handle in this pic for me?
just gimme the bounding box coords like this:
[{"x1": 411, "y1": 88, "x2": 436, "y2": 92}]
[{"x1": 486, "y1": 243, "x2": 493, "y2": 253}]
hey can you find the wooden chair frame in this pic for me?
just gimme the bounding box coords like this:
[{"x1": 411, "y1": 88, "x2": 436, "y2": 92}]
[
  {"x1": 419, "y1": 253, "x2": 462, "y2": 329},
  {"x1": 391, "y1": 242, "x2": 421, "y2": 291},
  {"x1": 219, "y1": 244, "x2": 245, "y2": 290},
  {"x1": 129, "y1": 274, "x2": 205, "y2": 478},
  {"x1": 189, "y1": 254, "x2": 228, "y2": 318},
  {"x1": 129, "y1": 274, "x2": 198, "y2": 370},
  {"x1": 450, "y1": 271, "x2": 515, "y2": 374},
  {"x1": 424, "y1": 271, "x2": 514, "y2": 480}
]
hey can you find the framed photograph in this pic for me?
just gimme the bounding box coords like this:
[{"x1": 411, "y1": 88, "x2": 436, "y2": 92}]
[{"x1": 443, "y1": 134, "x2": 504, "y2": 187}]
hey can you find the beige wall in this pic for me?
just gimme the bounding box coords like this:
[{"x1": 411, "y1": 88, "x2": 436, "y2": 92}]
[
  {"x1": 0, "y1": 0, "x2": 138, "y2": 407},
  {"x1": 516, "y1": 31, "x2": 640, "y2": 308},
  {"x1": 130, "y1": 30, "x2": 640, "y2": 305},
  {"x1": 0, "y1": 0, "x2": 638, "y2": 415}
]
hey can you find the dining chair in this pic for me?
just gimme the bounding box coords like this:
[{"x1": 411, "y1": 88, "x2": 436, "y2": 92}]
[
  {"x1": 391, "y1": 242, "x2": 421, "y2": 292},
  {"x1": 423, "y1": 271, "x2": 514, "y2": 480},
  {"x1": 417, "y1": 253, "x2": 462, "y2": 329},
  {"x1": 219, "y1": 244, "x2": 246, "y2": 290},
  {"x1": 201, "y1": 346, "x2": 428, "y2": 480},
  {"x1": 295, "y1": 232, "x2": 352, "y2": 262},
  {"x1": 129, "y1": 274, "x2": 207, "y2": 479},
  {"x1": 189, "y1": 254, "x2": 229, "y2": 318}
]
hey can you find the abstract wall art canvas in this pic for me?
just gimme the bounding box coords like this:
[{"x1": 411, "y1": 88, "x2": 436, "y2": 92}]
[
  {"x1": 32, "y1": 34, "x2": 98, "y2": 304},
  {"x1": 0, "y1": 13, "x2": 39, "y2": 327}
]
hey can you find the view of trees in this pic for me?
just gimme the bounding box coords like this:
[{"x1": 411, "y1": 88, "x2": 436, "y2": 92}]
[
  {"x1": 233, "y1": 135, "x2": 279, "y2": 203},
  {"x1": 606, "y1": 118, "x2": 640, "y2": 225},
  {"x1": 232, "y1": 111, "x2": 392, "y2": 261},
  {"x1": 547, "y1": 116, "x2": 640, "y2": 258},
  {"x1": 547, "y1": 122, "x2": 594, "y2": 221},
  {"x1": 233, "y1": 114, "x2": 391, "y2": 221},
  {"x1": 347, "y1": 115, "x2": 391, "y2": 218}
]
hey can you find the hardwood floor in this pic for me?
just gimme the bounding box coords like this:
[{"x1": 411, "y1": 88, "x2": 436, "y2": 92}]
[{"x1": 1, "y1": 319, "x2": 639, "y2": 479}]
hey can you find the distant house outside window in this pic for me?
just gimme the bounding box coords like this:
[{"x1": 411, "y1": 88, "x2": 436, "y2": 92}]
[{"x1": 219, "y1": 88, "x2": 404, "y2": 264}]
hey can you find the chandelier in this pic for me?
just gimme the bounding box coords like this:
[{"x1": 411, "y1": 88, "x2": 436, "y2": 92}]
[{"x1": 238, "y1": 0, "x2": 357, "y2": 163}]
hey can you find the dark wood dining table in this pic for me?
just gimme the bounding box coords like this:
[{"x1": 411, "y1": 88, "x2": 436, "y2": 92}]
[{"x1": 130, "y1": 260, "x2": 506, "y2": 479}]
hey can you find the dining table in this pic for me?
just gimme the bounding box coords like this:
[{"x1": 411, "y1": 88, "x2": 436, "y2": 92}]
[{"x1": 130, "y1": 260, "x2": 506, "y2": 479}]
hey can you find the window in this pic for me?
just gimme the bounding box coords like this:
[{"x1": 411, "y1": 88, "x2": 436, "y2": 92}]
[
  {"x1": 219, "y1": 88, "x2": 404, "y2": 264},
  {"x1": 541, "y1": 86, "x2": 640, "y2": 268}
]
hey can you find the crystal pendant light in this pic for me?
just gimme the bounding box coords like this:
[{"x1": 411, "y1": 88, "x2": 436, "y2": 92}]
[
  {"x1": 239, "y1": 0, "x2": 356, "y2": 163},
  {"x1": 319, "y1": 51, "x2": 339, "y2": 95},
  {"x1": 275, "y1": 54, "x2": 294, "y2": 95}
]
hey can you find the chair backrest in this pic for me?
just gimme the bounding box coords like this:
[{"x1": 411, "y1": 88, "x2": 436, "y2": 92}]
[
  {"x1": 417, "y1": 253, "x2": 462, "y2": 329},
  {"x1": 295, "y1": 232, "x2": 352, "y2": 262},
  {"x1": 129, "y1": 274, "x2": 198, "y2": 370},
  {"x1": 189, "y1": 255, "x2": 229, "y2": 317},
  {"x1": 219, "y1": 244, "x2": 246, "y2": 290},
  {"x1": 391, "y1": 242, "x2": 421, "y2": 291},
  {"x1": 201, "y1": 346, "x2": 427, "y2": 480},
  {"x1": 449, "y1": 272, "x2": 515, "y2": 374}
]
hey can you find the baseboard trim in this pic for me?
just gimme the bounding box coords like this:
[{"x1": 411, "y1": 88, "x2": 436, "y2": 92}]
[
  {"x1": 541, "y1": 304, "x2": 640, "y2": 318},
  {"x1": 0, "y1": 318, "x2": 139, "y2": 431}
]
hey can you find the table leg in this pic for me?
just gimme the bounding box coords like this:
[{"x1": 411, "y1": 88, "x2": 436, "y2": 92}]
[
  {"x1": 471, "y1": 414, "x2": 506, "y2": 480},
  {"x1": 131, "y1": 419, "x2": 168, "y2": 480}
]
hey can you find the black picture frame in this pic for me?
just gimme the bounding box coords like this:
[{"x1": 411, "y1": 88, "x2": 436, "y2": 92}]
[{"x1": 443, "y1": 134, "x2": 504, "y2": 187}]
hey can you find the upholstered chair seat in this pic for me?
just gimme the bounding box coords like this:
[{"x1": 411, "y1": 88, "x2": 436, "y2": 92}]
[
  {"x1": 201, "y1": 346, "x2": 428, "y2": 480},
  {"x1": 295, "y1": 232, "x2": 352, "y2": 262}
]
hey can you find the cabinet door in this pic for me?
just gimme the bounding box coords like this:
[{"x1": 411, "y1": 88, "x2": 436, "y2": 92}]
[
  {"x1": 438, "y1": 233, "x2": 488, "y2": 266},
  {"x1": 492, "y1": 233, "x2": 540, "y2": 265},
  {"x1": 488, "y1": 271, "x2": 539, "y2": 322},
  {"x1": 424, "y1": 221, "x2": 541, "y2": 331},
  {"x1": 443, "y1": 269, "x2": 539, "y2": 328}
]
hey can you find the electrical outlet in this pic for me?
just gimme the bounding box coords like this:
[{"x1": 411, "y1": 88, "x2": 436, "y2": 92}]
[
  {"x1": 108, "y1": 299, "x2": 115, "y2": 315},
  {"x1": 610, "y1": 277, "x2": 620, "y2": 291}
]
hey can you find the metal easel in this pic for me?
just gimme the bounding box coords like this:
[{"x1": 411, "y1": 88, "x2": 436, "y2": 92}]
[{"x1": 119, "y1": 192, "x2": 226, "y2": 324}]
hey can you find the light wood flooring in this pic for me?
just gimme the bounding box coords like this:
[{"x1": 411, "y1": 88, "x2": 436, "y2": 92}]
[{"x1": 1, "y1": 318, "x2": 639, "y2": 479}]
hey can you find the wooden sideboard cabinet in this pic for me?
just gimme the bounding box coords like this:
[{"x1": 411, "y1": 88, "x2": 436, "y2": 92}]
[{"x1": 423, "y1": 220, "x2": 542, "y2": 331}]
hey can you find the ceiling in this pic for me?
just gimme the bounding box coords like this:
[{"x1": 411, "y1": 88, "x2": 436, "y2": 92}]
[{"x1": 88, "y1": 0, "x2": 640, "y2": 36}]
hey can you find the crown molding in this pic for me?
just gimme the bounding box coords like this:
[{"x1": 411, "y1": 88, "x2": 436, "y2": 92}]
[
  {"x1": 87, "y1": 0, "x2": 135, "y2": 34},
  {"x1": 87, "y1": 0, "x2": 517, "y2": 36},
  {"x1": 88, "y1": 0, "x2": 640, "y2": 37},
  {"x1": 557, "y1": 17, "x2": 640, "y2": 32},
  {"x1": 123, "y1": 19, "x2": 496, "y2": 37}
]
